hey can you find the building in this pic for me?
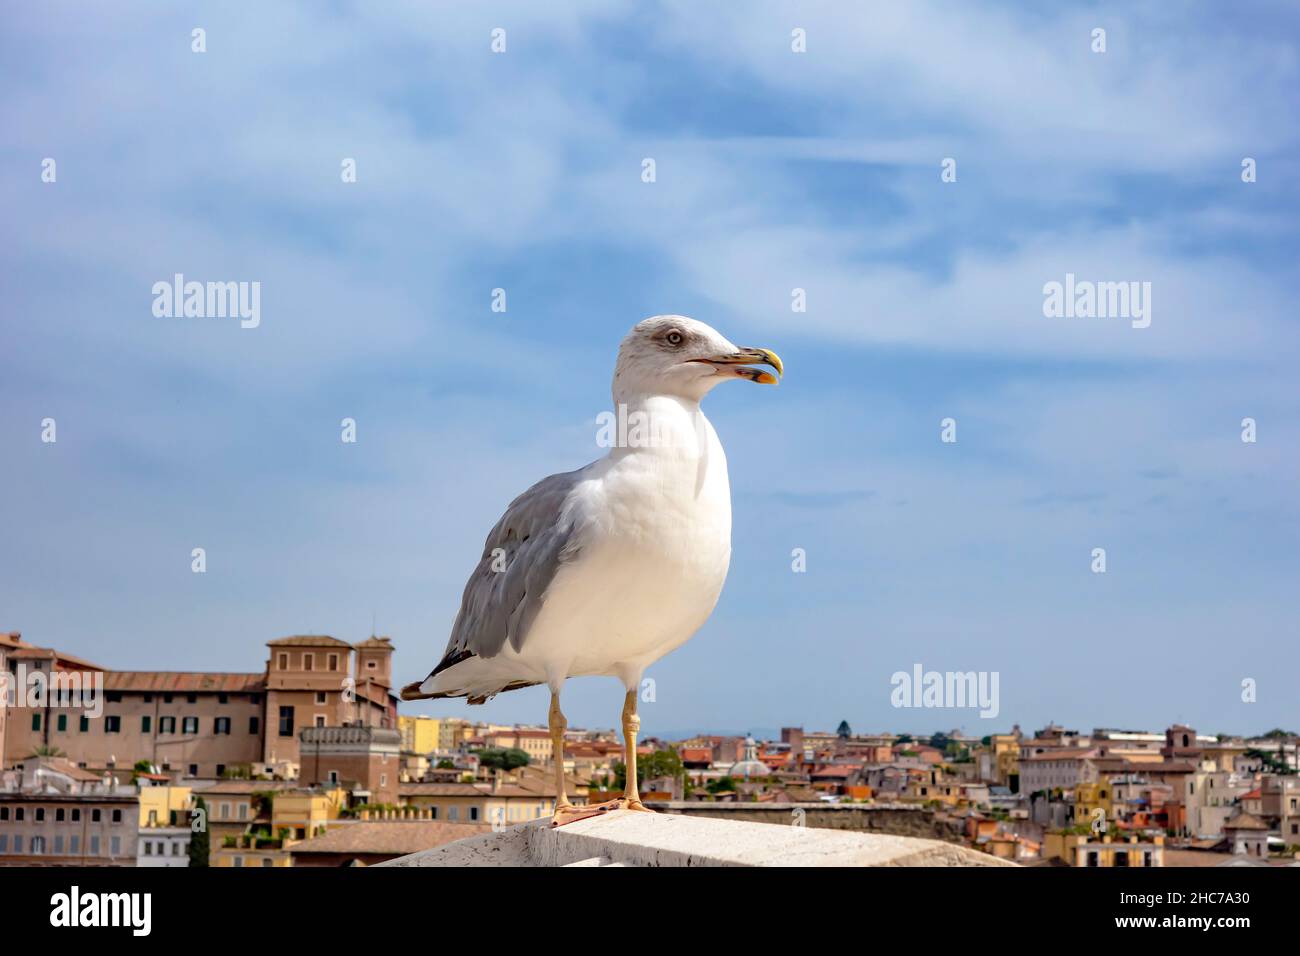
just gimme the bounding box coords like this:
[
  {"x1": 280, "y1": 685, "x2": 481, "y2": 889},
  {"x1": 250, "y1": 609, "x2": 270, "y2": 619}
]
[
  {"x1": 481, "y1": 728, "x2": 554, "y2": 765},
  {"x1": 136, "y1": 779, "x2": 192, "y2": 866},
  {"x1": 1043, "y1": 832, "x2": 1165, "y2": 867},
  {"x1": 1222, "y1": 810, "x2": 1270, "y2": 859},
  {"x1": 298, "y1": 725, "x2": 401, "y2": 806},
  {"x1": 1, "y1": 631, "x2": 398, "y2": 778},
  {"x1": 399, "y1": 775, "x2": 562, "y2": 826},
  {"x1": 1018, "y1": 748, "x2": 1101, "y2": 794},
  {"x1": 398, "y1": 715, "x2": 442, "y2": 755},
  {"x1": 0, "y1": 757, "x2": 138, "y2": 866},
  {"x1": 263, "y1": 635, "x2": 395, "y2": 768}
]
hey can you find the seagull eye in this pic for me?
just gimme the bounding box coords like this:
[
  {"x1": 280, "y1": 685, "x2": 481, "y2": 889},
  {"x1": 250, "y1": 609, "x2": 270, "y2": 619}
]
[{"x1": 665, "y1": 330, "x2": 684, "y2": 346}]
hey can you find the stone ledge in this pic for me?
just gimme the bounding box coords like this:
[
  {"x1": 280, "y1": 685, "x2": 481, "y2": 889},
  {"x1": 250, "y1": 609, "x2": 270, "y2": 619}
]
[{"x1": 377, "y1": 809, "x2": 1015, "y2": 867}]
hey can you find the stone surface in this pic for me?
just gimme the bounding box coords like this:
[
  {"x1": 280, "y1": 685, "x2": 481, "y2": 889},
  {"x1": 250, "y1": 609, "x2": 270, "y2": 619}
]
[{"x1": 377, "y1": 808, "x2": 1015, "y2": 867}]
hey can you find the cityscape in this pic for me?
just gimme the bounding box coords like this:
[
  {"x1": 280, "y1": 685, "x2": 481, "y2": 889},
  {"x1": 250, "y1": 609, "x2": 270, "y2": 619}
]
[{"x1": 2, "y1": 630, "x2": 1296, "y2": 869}]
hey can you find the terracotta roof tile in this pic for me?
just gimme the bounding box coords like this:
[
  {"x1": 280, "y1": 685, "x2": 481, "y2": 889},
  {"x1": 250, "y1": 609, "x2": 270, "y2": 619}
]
[
  {"x1": 104, "y1": 672, "x2": 265, "y2": 693},
  {"x1": 290, "y1": 821, "x2": 489, "y2": 856}
]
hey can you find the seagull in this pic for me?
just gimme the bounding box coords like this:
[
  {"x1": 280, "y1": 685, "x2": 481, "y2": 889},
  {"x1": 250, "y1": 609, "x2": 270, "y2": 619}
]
[{"x1": 401, "y1": 316, "x2": 783, "y2": 824}]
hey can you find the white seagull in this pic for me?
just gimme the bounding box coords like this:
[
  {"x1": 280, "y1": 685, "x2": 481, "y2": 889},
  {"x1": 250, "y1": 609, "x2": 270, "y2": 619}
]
[{"x1": 402, "y1": 316, "x2": 783, "y2": 824}]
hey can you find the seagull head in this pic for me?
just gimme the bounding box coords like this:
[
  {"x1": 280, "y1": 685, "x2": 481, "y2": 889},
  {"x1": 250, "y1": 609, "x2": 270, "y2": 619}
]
[{"x1": 612, "y1": 315, "x2": 783, "y2": 403}]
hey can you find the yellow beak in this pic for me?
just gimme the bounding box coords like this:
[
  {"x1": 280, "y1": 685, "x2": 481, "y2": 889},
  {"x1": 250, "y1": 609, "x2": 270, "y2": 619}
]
[{"x1": 691, "y1": 347, "x2": 784, "y2": 385}]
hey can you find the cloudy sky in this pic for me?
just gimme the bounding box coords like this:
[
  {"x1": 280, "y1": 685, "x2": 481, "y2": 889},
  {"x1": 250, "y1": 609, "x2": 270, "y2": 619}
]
[{"x1": 3, "y1": 2, "x2": 1297, "y2": 739}]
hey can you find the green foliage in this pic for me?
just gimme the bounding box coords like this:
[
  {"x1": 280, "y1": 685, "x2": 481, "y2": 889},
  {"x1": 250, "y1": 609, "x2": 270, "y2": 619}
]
[
  {"x1": 435, "y1": 759, "x2": 456, "y2": 770},
  {"x1": 611, "y1": 746, "x2": 686, "y2": 791},
  {"x1": 836, "y1": 720, "x2": 852, "y2": 739},
  {"x1": 475, "y1": 747, "x2": 531, "y2": 772},
  {"x1": 707, "y1": 776, "x2": 738, "y2": 794}
]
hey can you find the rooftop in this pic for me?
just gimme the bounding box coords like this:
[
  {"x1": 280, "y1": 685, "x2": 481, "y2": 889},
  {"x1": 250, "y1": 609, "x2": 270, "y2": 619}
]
[{"x1": 381, "y1": 809, "x2": 1015, "y2": 868}]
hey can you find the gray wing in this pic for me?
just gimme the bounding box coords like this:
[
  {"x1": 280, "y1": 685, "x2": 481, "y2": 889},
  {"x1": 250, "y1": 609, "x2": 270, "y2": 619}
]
[{"x1": 425, "y1": 466, "x2": 588, "y2": 682}]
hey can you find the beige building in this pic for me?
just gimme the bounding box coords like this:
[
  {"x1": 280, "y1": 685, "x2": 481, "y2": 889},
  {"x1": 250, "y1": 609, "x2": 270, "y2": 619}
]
[
  {"x1": 481, "y1": 727, "x2": 554, "y2": 764},
  {"x1": 263, "y1": 636, "x2": 395, "y2": 768},
  {"x1": 0, "y1": 757, "x2": 139, "y2": 866},
  {"x1": 2, "y1": 631, "x2": 398, "y2": 779}
]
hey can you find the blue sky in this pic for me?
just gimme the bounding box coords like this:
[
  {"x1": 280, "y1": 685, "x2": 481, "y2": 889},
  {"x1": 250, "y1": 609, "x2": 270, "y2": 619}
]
[{"x1": 2, "y1": 2, "x2": 1298, "y2": 739}]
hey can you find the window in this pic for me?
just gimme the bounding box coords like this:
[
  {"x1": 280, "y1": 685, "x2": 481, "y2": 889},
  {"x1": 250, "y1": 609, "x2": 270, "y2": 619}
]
[
  {"x1": 380, "y1": 774, "x2": 387, "y2": 787},
  {"x1": 469, "y1": 806, "x2": 479, "y2": 821},
  {"x1": 0, "y1": 807, "x2": 7, "y2": 821},
  {"x1": 238, "y1": 803, "x2": 248, "y2": 820},
  {"x1": 214, "y1": 717, "x2": 231, "y2": 735},
  {"x1": 143, "y1": 841, "x2": 153, "y2": 856},
  {"x1": 216, "y1": 764, "x2": 225, "y2": 777},
  {"x1": 188, "y1": 764, "x2": 198, "y2": 776},
  {"x1": 367, "y1": 660, "x2": 377, "y2": 670},
  {"x1": 69, "y1": 836, "x2": 78, "y2": 854},
  {"x1": 53, "y1": 835, "x2": 64, "y2": 854},
  {"x1": 219, "y1": 803, "x2": 230, "y2": 820},
  {"x1": 328, "y1": 770, "x2": 339, "y2": 784},
  {"x1": 56, "y1": 714, "x2": 67, "y2": 732},
  {"x1": 428, "y1": 806, "x2": 437, "y2": 820},
  {"x1": 182, "y1": 716, "x2": 198, "y2": 734},
  {"x1": 328, "y1": 654, "x2": 338, "y2": 671},
  {"x1": 111, "y1": 809, "x2": 122, "y2": 824},
  {"x1": 277, "y1": 653, "x2": 288, "y2": 670},
  {"x1": 315, "y1": 692, "x2": 327, "y2": 704},
  {"x1": 0, "y1": 834, "x2": 8, "y2": 853},
  {"x1": 31, "y1": 714, "x2": 40, "y2": 731},
  {"x1": 35, "y1": 807, "x2": 45, "y2": 822},
  {"x1": 304, "y1": 653, "x2": 314, "y2": 671},
  {"x1": 110, "y1": 836, "x2": 120, "y2": 856},
  {"x1": 89, "y1": 836, "x2": 99, "y2": 855},
  {"x1": 32, "y1": 836, "x2": 46, "y2": 854},
  {"x1": 91, "y1": 809, "x2": 101, "y2": 823},
  {"x1": 56, "y1": 807, "x2": 65, "y2": 822},
  {"x1": 79, "y1": 715, "x2": 89, "y2": 733},
  {"x1": 315, "y1": 715, "x2": 326, "y2": 728},
  {"x1": 262, "y1": 858, "x2": 273, "y2": 867},
  {"x1": 186, "y1": 694, "x2": 197, "y2": 704},
  {"x1": 160, "y1": 716, "x2": 176, "y2": 734},
  {"x1": 163, "y1": 694, "x2": 173, "y2": 704},
  {"x1": 249, "y1": 716, "x2": 259, "y2": 734},
  {"x1": 143, "y1": 694, "x2": 152, "y2": 703},
  {"x1": 13, "y1": 836, "x2": 21, "y2": 853},
  {"x1": 141, "y1": 715, "x2": 152, "y2": 733},
  {"x1": 448, "y1": 806, "x2": 459, "y2": 821},
  {"x1": 233, "y1": 856, "x2": 243, "y2": 867},
  {"x1": 279, "y1": 706, "x2": 295, "y2": 737},
  {"x1": 218, "y1": 693, "x2": 228, "y2": 704}
]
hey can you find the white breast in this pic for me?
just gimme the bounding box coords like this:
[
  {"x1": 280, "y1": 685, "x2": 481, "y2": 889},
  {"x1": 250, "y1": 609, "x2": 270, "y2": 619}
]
[{"x1": 514, "y1": 398, "x2": 733, "y2": 685}]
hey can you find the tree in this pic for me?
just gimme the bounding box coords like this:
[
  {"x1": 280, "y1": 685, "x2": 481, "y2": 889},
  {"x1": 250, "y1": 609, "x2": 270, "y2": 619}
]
[
  {"x1": 435, "y1": 759, "x2": 455, "y2": 770},
  {"x1": 1245, "y1": 748, "x2": 1295, "y2": 775},
  {"x1": 895, "y1": 734, "x2": 913, "y2": 746},
  {"x1": 27, "y1": 745, "x2": 64, "y2": 758},
  {"x1": 707, "y1": 776, "x2": 738, "y2": 794},
  {"x1": 475, "y1": 747, "x2": 530, "y2": 772},
  {"x1": 188, "y1": 797, "x2": 210, "y2": 868},
  {"x1": 612, "y1": 747, "x2": 685, "y2": 791},
  {"x1": 836, "y1": 720, "x2": 852, "y2": 740},
  {"x1": 929, "y1": 732, "x2": 950, "y2": 752}
]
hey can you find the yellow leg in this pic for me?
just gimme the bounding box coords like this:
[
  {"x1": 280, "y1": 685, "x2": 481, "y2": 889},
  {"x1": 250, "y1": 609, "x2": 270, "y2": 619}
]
[
  {"x1": 621, "y1": 688, "x2": 649, "y2": 810},
  {"x1": 548, "y1": 691, "x2": 572, "y2": 812}
]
